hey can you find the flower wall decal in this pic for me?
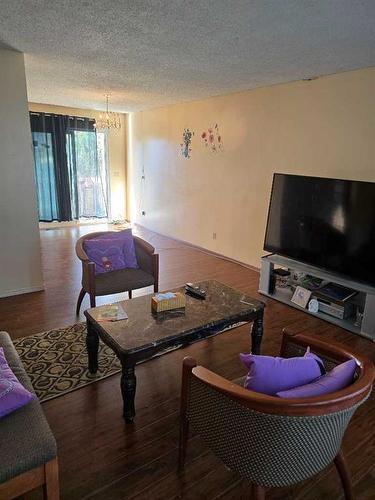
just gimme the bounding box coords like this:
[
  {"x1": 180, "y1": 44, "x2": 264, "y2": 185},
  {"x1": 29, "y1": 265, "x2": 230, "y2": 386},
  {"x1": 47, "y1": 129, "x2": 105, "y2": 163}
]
[
  {"x1": 201, "y1": 124, "x2": 223, "y2": 152},
  {"x1": 180, "y1": 128, "x2": 194, "y2": 159}
]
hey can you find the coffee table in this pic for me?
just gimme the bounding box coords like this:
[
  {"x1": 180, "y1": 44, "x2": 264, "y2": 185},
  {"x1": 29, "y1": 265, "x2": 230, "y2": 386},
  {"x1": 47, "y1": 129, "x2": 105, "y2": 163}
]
[{"x1": 84, "y1": 280, "x2": 265, "y2": 421}]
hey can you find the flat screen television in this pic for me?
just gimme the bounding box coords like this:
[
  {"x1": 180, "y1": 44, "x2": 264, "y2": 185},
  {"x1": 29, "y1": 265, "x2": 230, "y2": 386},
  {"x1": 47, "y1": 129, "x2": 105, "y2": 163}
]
[{"x1": 264, "y1": 174, "x2": 375, "y2": 286}]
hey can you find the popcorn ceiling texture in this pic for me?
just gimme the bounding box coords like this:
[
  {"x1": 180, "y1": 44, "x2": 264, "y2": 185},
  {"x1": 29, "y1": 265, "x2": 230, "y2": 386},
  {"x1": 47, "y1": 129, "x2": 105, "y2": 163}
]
[{"x1": 0, "y1": 0, "x2": 374, "y2": 112}]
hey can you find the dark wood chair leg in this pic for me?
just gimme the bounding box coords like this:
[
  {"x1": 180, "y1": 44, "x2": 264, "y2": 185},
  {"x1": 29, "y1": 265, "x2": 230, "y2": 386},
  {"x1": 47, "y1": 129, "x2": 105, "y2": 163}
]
[
  {"x1": 76, "y1": 288, "x2": 86, "y2": 315},
  {"x1": 253, "y1": 484, "x2": 266, "y2": 500},
  {"x1": 128, "y1": 290, "x2": 132, "y2": 299},
  {"x1": 178, "y1": 357, "x2": 197, "y2": 471},
  {"x1": 178, "y1": 414, "x2": 189, "y2": 471},
  {"x1": 43, "y1": 458, "x2": 59, "y2": 500},
  {"x1": 334, "y1": 450, "x2": 354, "y2": 500},
  {"x1": 87, "y1": 262, "x2": 96, "y2": 308},
  {"x1": 89, "y1": 293, "x2": 96, "y2": 308}
]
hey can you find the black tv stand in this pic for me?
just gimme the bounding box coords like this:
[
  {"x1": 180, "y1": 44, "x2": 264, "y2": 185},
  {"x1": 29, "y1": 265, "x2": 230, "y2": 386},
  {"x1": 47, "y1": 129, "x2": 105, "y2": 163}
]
[{"x1": 259, "y1": 254, "x2": 375, "y2": 341}]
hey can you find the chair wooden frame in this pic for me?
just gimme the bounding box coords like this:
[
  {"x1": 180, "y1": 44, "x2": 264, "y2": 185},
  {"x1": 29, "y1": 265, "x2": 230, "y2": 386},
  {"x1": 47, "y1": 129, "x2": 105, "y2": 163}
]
[
  {"x1": 75, "y1": 231, "x2": 159, "y2": 314},
  {"x1": 179, "y1": 329, "x2": 374, "y2": 499},
  {"x1": 0, "y1": 457, "x2": 59, "y2": 500}
]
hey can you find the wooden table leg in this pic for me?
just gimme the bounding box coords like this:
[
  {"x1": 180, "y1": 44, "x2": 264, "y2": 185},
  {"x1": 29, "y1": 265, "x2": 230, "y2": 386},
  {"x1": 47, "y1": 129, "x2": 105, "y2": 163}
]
[
  {"x1": 86, "y1": 321, "x2": 99, "y2": 374},
  {"x1": 251, "y1": 309, "x2": 264, "y2": 355},
  {"x1": 121, "y1": 364, "x2": 137, "y2": 422}
]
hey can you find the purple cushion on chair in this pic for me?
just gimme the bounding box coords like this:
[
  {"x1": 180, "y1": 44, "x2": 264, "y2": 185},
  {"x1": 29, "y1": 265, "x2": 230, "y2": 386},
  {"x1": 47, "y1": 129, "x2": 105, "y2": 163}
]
[
  {"x1": 84, "y1": 238, "x2": 127, "y2": 274},
  {"x1": 97, "y1": 229, "x2": 138, "y2": 269},
  {"x1": 0, "y1": 348, "x2": 35, "y2": 419},
  {"x1": 276, "y1": 359, "x2": 357, "y2": 398},
  {"x1": 240, "y1": 350, "x2": 324, "y2": 396}
]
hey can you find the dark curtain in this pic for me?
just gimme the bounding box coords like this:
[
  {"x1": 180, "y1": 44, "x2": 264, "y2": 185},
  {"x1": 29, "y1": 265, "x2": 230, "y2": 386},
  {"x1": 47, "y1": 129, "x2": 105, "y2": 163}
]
[
  {"x1": 31, "y1": 119, "x2": 59, "y2": 221},
  {"x1": 30, "y1": 112, "x2": 107, "y2": 222}
]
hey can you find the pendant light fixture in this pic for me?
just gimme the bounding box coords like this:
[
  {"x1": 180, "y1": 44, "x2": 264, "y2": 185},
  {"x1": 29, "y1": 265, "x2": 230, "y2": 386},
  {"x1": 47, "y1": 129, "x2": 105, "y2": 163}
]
[{"x1": 94, "y1": 94, "x2": 121, "y2": 130}]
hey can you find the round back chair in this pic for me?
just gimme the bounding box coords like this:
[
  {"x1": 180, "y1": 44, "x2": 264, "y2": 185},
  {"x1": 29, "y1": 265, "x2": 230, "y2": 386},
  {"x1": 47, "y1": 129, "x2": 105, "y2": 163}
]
[
  {"x1": 179, "y1": 329, "x2": 374, "y2": 499},
  {"x1": 75, "y1": 230, "x2": 159, "y2": 314}
]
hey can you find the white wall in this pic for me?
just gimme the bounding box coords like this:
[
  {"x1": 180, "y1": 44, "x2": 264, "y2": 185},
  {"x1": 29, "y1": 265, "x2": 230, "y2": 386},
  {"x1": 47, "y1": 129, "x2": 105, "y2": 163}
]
[
  {"x1": 0, "y1": 49, "x2": 43, "y2": 297},
  {"x1": 127, "y1": 67, "x2": 375, "y2": 268}
]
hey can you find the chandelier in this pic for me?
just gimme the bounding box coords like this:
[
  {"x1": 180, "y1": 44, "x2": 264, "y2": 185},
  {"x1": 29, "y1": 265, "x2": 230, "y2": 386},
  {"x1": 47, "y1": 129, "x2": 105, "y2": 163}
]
[{"x1": 94, "y1": 94, "x2": 121, "y2": 130}]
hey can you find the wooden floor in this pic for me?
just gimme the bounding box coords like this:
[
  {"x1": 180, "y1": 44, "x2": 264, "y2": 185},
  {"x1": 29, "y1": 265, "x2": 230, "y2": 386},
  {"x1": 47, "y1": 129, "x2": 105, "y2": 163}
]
[{"x1": 0, "y1": 224, "x2": 374, "y2": 500}]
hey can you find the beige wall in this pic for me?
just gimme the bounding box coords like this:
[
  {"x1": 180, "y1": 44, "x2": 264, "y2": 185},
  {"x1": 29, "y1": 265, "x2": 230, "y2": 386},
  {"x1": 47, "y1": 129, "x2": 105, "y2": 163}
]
[
  {"x1": 28, "y1": 103, "x2": 127, "y2": 220},
  {"x1": 127, "y1": 67, "x2": 375, "y2": 268},
  {"x1": 0, "y1": 49, "x2": 44, "y2": 297}
]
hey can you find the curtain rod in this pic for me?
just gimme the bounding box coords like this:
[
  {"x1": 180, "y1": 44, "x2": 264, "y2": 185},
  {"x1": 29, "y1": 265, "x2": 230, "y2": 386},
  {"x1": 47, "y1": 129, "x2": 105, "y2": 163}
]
[{"x1": 30, "y1": 112, "x2": 94, "y2": 121}]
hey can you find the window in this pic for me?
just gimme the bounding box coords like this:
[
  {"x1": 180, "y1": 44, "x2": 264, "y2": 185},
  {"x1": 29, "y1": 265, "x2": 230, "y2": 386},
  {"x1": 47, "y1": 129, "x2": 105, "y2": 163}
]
[{"x1": 30, "y1": 112, "x2": 109, "y2": 222}]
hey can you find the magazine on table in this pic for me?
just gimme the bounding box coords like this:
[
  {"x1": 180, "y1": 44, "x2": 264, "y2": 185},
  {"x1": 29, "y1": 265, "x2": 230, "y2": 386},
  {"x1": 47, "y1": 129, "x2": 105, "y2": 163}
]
[{"x1": 97, "y1": 304, "x2": 128, "y2": 322}]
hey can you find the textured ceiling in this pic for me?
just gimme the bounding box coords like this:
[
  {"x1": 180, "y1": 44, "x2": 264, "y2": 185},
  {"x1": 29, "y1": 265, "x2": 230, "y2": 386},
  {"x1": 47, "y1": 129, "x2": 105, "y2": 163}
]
[{"x1": 0, "y1": 0, "x2": 374, "y2": 112}]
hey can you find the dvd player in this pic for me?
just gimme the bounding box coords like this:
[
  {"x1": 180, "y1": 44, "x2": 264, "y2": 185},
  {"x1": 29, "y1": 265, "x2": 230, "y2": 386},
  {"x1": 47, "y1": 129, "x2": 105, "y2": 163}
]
[{"x1": 315, "y1": 298, "x2": 355, "y2": 320}]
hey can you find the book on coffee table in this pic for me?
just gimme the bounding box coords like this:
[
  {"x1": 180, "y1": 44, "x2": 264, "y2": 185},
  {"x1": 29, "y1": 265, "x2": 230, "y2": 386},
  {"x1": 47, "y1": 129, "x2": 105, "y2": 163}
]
[{"x1": 97, "y1": 304, "x2": 128, "y2": 322}]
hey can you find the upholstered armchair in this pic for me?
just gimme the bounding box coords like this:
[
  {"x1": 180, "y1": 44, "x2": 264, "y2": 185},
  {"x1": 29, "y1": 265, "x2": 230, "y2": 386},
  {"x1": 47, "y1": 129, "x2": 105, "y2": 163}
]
[
  {"x1": 179, "y1": 329, "x2": 374, "y2": 500},
  {"x1": 75, "y1": 231, "x2": 159, "y2": 314}
]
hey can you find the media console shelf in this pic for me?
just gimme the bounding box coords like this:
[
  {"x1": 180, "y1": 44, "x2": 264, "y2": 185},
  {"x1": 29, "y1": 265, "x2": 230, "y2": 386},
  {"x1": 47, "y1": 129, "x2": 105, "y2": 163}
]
[{"x1": 259, "y1": 254, "x2": 375, "y2": 341}]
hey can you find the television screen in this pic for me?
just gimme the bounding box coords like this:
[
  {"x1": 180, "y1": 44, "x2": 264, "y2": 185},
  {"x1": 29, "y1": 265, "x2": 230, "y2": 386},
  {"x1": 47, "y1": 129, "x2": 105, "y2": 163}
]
[{"x1": 264, "y1": 174, "x2": 375, "y2": 286}]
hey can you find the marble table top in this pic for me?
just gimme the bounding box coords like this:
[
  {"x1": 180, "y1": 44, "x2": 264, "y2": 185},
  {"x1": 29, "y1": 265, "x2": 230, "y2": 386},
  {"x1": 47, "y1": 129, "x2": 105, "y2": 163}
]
[{"x1": 85, "y1": 280, "x2": 264, "y2": 355}]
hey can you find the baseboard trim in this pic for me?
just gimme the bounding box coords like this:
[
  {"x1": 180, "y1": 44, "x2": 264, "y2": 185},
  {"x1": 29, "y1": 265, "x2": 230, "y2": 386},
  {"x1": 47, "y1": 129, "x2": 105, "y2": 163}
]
[
  {"x1": 0, "y1": 285, "x2": 45, "y2": 299},
  {"x1": 133, "y1": 223, "x2": 260, "y2": 273},
  {"x1": 39, "y1": 219, "x2": 108, "y2": 230}
]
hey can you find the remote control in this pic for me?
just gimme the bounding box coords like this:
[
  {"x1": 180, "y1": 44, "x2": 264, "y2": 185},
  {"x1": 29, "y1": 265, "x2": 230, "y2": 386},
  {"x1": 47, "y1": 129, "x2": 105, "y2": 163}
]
[{"x1": 185, "y1": 283, "x2": 206, "y2": 300}]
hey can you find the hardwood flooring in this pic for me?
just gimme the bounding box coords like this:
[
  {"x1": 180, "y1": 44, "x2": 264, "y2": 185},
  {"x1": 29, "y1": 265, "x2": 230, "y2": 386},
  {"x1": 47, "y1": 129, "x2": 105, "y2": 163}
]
[{"x1": 0, "y1": 224, "x2": 374, "y2": 499}]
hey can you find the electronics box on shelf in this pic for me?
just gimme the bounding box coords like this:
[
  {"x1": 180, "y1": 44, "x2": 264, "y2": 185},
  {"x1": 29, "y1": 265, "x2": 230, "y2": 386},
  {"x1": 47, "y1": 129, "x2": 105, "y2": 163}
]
[{"x1": 314, "y1": 298, "x2": 355, "y2": 320}]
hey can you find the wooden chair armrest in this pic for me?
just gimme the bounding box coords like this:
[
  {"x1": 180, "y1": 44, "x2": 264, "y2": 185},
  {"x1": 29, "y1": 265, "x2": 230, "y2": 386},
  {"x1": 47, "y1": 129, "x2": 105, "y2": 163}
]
[
  {"x1": 134, "y1": 237, "x2": 159, "y2": 289},
  {"x1": 280, "y1": 328, "x2": 367, "y2": 365},
  {"x1": 75, "y1": 236, "x2": 90, "y2": 262},
  {"x1": 180, "y1": 357, "x2": 282, "y2": 415},
  {"x1": 134, "y1": 235, "x2": 155, "y2": 255},
  {"x1": 191, "y1": 362, "x2": 267, "y2": 406},
  {"x1": 82, "y1": 261, "x2": 96, "y2": 294}
]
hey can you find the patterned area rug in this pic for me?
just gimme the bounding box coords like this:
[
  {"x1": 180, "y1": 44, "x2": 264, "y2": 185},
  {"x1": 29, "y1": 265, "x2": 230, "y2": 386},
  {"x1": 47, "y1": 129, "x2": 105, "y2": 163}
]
[{"x1": 13, "y1": 323, "x2": 121, "y2": 402}]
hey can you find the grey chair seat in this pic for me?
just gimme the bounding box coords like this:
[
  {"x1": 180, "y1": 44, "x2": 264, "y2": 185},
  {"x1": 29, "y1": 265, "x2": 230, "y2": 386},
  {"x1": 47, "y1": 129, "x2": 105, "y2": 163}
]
[
  {"x1": 93, "y1": 268, "x2": 155, "y2": 296},
  {"x1": 0, "y1": 332, "x2": 57, "y2": 483}
]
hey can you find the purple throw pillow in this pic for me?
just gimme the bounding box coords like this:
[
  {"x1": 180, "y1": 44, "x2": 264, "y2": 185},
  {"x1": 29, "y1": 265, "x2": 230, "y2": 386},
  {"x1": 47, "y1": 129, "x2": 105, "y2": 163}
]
[
  {"x1": 0, "y1": 348, "x2": 35, "y2": 418},
  {"x1": 95, "y1": 229, "x2": 138, "y2": 269},
  {"x1": 84, "y1": 238, "x2": 127, "y2": 274},
  {"x1": 240, "y1": 349, "x2": 324, "y2": 396},
  {"x1": 276, "y1": 359, "x2": 357, "y2": 398}
]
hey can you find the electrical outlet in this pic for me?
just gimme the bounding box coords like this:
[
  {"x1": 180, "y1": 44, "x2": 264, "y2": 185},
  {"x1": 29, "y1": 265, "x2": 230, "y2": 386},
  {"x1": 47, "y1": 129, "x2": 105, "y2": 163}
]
[
  {"x1": 213, "y1": 232, "x2": 217, "y2": 240},
  {"x1": 142, "y1": 211, "x2": 146, "y2": 216}
]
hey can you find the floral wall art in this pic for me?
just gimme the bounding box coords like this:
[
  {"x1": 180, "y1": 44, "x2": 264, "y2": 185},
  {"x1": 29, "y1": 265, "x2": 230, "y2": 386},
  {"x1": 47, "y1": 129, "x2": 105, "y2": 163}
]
[
  {"x1": 201, "y1": 123, "x2": 223, "y2": 153},
  {"x1": 179, "y1": 123, "x2": 224, "y2": 159},
  {"x1": 180, "y1": 128, "x2": 194, "y2": 159}
]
